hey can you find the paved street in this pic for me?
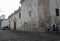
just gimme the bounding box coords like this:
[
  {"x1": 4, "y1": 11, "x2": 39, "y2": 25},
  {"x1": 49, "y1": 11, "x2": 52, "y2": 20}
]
[{"x1": 0, "y1": 30, "x2": 60, "y2": 41}]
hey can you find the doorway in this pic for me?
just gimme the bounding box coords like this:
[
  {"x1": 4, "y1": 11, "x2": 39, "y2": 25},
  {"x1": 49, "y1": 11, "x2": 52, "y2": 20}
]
[{"x1": 14, "y1": 22, "x2": 16, "y2": 30}]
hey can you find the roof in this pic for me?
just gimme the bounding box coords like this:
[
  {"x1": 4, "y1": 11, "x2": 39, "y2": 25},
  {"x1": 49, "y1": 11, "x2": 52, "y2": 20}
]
[
  {"x1": 20, "y1": 0, "x2": 25, "y2": 3},
  {"x1": 8, "y1": 7, "x2": 21, "y2": 19}
]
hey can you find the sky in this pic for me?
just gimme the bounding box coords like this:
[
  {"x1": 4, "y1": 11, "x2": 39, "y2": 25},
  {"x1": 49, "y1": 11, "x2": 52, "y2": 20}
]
[{"x1": 0, "y1": 0, "x2": 21, "y2": 19}]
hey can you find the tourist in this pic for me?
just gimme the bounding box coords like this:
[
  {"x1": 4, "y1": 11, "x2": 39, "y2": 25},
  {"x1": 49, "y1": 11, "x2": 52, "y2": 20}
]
[
  {"x1": 46, "y1": 23, "x2": 51, "y2": 31},
  {"x1": 53, "y1": 24, "x2": 56, "y2": 31},
  {"x1": 56, "y1": 24, "x2": 59, "y2": 32}
]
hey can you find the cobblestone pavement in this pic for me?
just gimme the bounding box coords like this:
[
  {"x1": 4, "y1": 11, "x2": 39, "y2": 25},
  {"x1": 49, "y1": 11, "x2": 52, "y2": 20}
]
[{"x1": 0, "y1": 30, "x2": 60, "y2": 41}]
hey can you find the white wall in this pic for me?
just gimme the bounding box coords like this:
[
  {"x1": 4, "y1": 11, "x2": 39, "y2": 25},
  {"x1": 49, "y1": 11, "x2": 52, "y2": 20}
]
[
  {"x1": 18, "y1": 0, "x2": 39, "y2": 31},
  {"x1": 50, "y1": 0, "x2": 60, "y2": 23},
  {"x1": 9, "y1": 12, "x2": 20, "y2": 30},
  {"x1": 21, "y1": 0, "x2": 38, "y2": 23},
  {"x1": 50, "y1": 0, "x2": 56, "y2": 23}
]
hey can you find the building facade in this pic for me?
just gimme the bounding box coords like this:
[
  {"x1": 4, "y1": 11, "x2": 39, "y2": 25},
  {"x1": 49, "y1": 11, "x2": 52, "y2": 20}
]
[
  {"x1": 20, "y1": 0, "x2": 60, "y2": 32},
  {"x1": 20, "y1": 0, "x2": 49, "y2": 32},
  {"x1": 1, "y1": 0, "x2": 60, "y2": 32},
  {"x1": 20, "y1": 0, "x2": 39, "y2": 31},
  {"x1": 50, "y1": 0, "x2": 60, "y2": 24},
  {"x1": 8, "y1": 7, "x2": 21, "y2": 30}
]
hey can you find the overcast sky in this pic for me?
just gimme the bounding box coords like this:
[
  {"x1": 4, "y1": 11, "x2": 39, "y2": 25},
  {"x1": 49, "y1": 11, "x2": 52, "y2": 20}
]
[{"x1": 0, "y1": 0, "x2": 21, "y2": 19}]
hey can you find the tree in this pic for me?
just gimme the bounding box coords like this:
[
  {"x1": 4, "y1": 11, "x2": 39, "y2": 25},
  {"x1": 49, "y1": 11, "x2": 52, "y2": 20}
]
[{"x1": 0, "y1": 15, "x2": 5, "y2": 19}]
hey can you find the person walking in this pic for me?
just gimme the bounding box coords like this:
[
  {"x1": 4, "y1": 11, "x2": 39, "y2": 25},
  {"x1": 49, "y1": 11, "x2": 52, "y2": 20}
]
[
  {"x1": 53, "y1": 24, "x2": 56, "y2": 31},
  {"x1": 46, "y1": 23, "x2": 51, "y2": 31}
]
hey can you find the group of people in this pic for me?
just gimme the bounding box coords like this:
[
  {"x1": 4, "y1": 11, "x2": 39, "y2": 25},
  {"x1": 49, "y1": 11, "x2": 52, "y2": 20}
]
[{"x1": 46, "y1": 23, "x2": 60, "y2": 32}]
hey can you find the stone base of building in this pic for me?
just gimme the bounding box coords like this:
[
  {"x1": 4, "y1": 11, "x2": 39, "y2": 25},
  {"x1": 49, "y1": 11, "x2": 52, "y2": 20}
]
[{"x1": 20, "y1": 20, "x2": 47, "y2": 32}]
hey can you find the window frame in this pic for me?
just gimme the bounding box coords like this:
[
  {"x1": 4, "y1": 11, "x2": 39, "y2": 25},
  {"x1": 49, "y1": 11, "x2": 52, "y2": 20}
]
[{"x1": 56, "y1": 8, "x2": 59, "y2": 16}]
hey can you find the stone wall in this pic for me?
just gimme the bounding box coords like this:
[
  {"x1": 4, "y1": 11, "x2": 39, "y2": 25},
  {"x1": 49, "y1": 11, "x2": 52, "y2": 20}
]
[
  {"x1": 20, "y1": 0, "x2": 39, "y2": 32},
  {"x1": 20, "y1": 20, "x2": 39, "y2": 32},
  {"x1": 20, "y1": 0, "x2": 53, "y2": 32},
  {"x1": 38, "y1": 0, "x2": 50, "y2": 31}
]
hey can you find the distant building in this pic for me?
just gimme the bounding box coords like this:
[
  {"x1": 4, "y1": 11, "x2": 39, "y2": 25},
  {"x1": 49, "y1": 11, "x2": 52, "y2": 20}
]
[
  {"x1": 1, "y1": 19, "x2": 9, "y2": 28},
  {"x1": 1, "y1": 7, "x2": 21, "y2": 30},
  {"x1": 0, "y1": 15, "x2": 5, "y2": 28}
]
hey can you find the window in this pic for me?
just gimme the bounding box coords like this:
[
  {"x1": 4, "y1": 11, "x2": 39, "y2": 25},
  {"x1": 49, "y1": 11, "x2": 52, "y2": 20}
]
[
  {"x1": 28, "y1": 11, "x2": 32, "y2": 17},
  {"x1": 56, "y1": 8, "x2": 59, "y2": 16},
  {"x1": 19, "y1": 13, "x2": 21, "y2": 18}
]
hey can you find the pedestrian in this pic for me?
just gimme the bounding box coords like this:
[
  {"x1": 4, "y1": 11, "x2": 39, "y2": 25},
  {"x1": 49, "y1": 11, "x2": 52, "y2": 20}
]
[
  {"x1": 56, "y1": 24, "x2": 59, "y2": 31},
  {"x1": 53, "y1": 24, "x2": 56, "y2": 31},
  {"x1": 46, "y1": 23, "x2": 51, "y2": 31}
]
